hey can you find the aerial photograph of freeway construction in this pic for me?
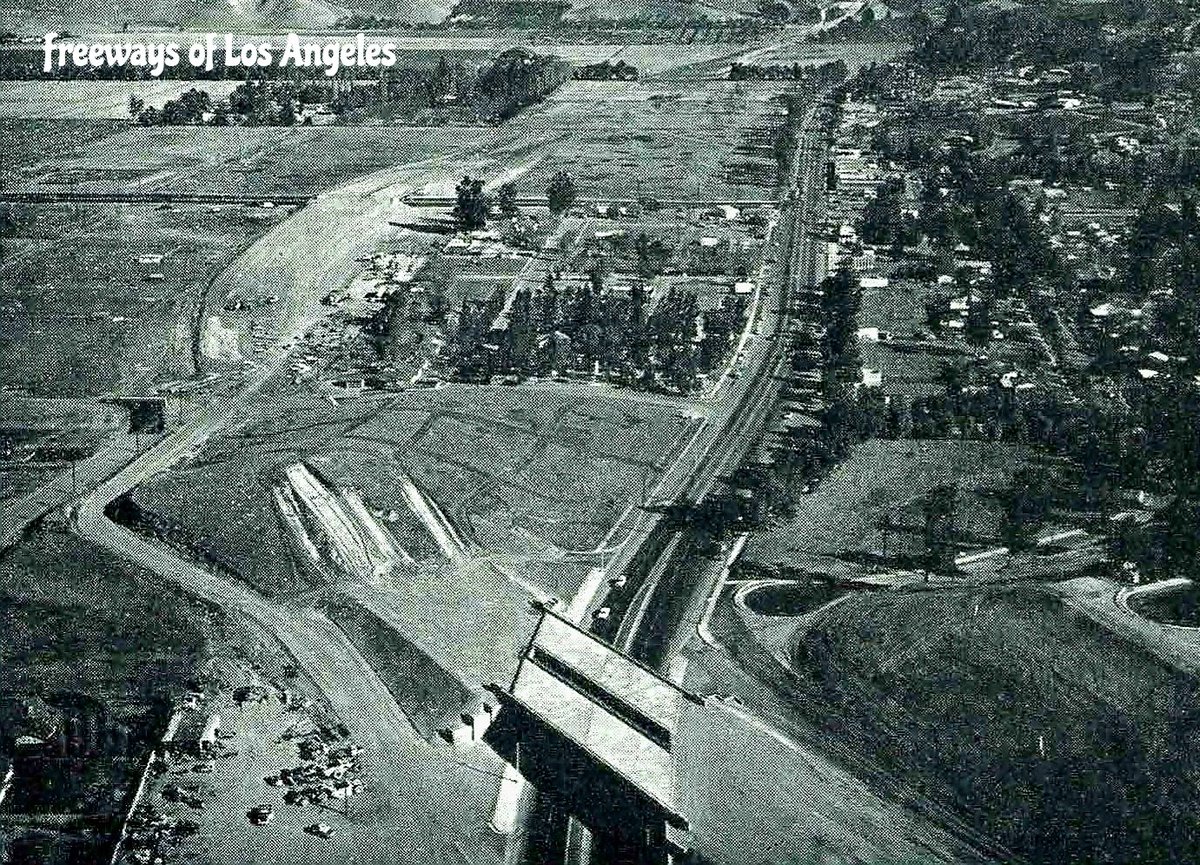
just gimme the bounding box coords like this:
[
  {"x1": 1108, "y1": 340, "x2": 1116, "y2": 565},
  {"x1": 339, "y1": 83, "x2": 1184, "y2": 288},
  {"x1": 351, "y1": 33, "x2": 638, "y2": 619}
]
[{"x1": 3, "y1": 0, "x2": 1200, "y2": 863}]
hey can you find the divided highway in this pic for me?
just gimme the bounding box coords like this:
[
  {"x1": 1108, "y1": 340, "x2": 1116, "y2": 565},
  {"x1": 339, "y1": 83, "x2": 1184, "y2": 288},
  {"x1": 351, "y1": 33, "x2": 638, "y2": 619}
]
[
  {"x1": 590, "y1": 99, "x2": 831, "y2": 654},
  {"x1": 531, "y1": 99, "x2": 830, "y2": 865}
]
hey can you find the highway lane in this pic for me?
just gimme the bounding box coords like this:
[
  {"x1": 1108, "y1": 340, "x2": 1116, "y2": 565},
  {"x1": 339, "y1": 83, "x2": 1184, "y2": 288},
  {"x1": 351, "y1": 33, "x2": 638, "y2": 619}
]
[
  {"x1": 530, "y1": 96, "x2": 829, "y2": 865},
  {"x1": 0, "y1": 427, "x2": 151, "y2": 553},
  {"x1": 588, "y1": 98, "x2": 830, "y2": 651},
  {"x1": 616, "y1": 129, "x2": 827, "y2": 665}
]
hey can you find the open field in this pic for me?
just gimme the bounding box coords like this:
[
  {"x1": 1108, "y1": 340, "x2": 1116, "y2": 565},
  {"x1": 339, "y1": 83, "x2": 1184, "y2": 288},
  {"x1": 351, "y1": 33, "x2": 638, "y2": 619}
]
[
  {"x1": 0, "y1": 201, "x2": 290, "y2": 396},
  {"x1": 0, "y1": 81, "x2": 243, "y2": 119},
  {"x1": 0, "y1": 119, "x2": 126, "y2": 175},
  {"x1": 121, "y1": 379, "x2": 697, "y2": 740},
  {"x1": 0, "y1": 530, "x2": 214, "y2": 727},
  {"x1": 131, "y1": 381, "x2": 697, "y2": 596},
  {"x1": 747, "y1": 39, "x2": 905, "y2": 69},
  {"x1": 2, "y1": 59, "x2": 819, "y2": 209},
  {"x1": 513, "y1": 80, "x2": 795, "y2": 201},
  {"x1": 9, "y1": 124, "x2": 503, "y2": 199},
  {"x1": 0, "y1": 464, "x2": 60, "y2": 502},
  {"x1": 673, "y1": 693, "x2": 995, "y2": 865},
  {"x1": 787, "y1": 584, "x2": 1200, "y2": 864},
  {"x1": 742, "y1": 439, "x2": 1026, "y2": 575}
]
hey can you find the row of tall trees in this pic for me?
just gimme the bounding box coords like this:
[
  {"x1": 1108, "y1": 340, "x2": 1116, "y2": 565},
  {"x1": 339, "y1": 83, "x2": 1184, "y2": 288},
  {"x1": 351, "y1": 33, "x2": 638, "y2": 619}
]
[
  {"x1": 131, "y1": 50, "x2": 568, "y2": 127},
  {"x1": 454, "y1": 266, "x2": 745, "y2": 391},
  {"x1": 453, "y1": 171, "x2": 577, "y2": 230}
]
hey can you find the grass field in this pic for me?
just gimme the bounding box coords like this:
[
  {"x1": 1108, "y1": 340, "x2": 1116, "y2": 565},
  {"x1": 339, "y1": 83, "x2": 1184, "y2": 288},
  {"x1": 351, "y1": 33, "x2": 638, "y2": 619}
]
[
  {"x1": 0, "y1": 81, "x2": 243, "y2": 119},
  {"x1": 126, "y1": 380, "x2": 694, "y2": 734},
  {"x1": 0, "y1": 201, "x2": 289, "y2": 396},
  {"x1": 0, "y1": 530, "x2": 214, "y2": 727},
  {"x1": 792, "y1": 584, "x2": 1200, "y2": 864},
  {"x1": 3, "y1": 52, "x2": 812, "y2": 208},
  {"x1": 0, "y1": 119, "x2": 127, "y2": 176},
  {"x1": 857, "y1": 275, "x2": 959, "y2": 399},
  {"x1": 742, "y1": 439, "x2": 1026, "y2": 576},
  {"x1": 131, "y1": 380, "x2": 696, "y2": 596},
  {"x1": 9, "y1": 123, "x2": 502, "y2": 199},
  {"x1": 513, "y1": 80, "x2": 795, "y2": 202}
]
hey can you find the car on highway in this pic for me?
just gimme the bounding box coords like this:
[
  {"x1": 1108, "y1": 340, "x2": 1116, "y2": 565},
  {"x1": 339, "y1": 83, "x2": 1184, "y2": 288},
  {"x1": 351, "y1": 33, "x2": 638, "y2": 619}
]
[
  {"x1": 609, "y1": 575, "x2": 627, "y2": 588},
  {"x1": 305, "y1": 823, "x2": 336, "y2": 838},
  {"x1": 531, "y1": 596, "x2": 561, "y2": 612},
  {"x1": 593, "y1": 607, "x2": 611, "y2": 621},
  {"x1": 248, "y1": 805, "x2": 274, "y2": 825}
]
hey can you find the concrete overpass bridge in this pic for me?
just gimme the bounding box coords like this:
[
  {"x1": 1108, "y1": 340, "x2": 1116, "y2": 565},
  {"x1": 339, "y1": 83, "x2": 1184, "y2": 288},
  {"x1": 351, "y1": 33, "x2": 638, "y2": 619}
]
[{"x1": 485, "y1": 609, "x2": 705, "y2": 864}]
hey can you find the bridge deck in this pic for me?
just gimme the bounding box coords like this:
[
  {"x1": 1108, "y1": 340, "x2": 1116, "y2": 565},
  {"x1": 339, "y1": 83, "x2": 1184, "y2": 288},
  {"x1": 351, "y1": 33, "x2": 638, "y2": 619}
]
[
  {"x1": 512, "y1": 661, "x2": 676, "y2": 812},
  {"x1": 533, "y1": 613, "x2": 691, "y2": 738},
  {"x1": 492, "y1": 610, "x2": 703, "y2": 825}
]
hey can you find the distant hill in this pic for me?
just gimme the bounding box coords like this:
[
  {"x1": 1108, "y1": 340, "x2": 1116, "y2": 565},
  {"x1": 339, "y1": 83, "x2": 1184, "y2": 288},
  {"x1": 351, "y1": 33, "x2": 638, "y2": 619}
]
[
  {"x1": 0, "y1": 0, "x2": 453, "y2": 34},
  {"x1": 442, "y1": 0, "x2": 757, "y2": 25}
]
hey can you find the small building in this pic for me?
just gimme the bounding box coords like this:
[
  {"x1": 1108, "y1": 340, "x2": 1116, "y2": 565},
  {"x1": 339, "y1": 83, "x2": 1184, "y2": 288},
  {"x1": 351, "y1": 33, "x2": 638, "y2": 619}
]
[{"x1": 162, "y1": 709, "x2": 221, "y2": 757}]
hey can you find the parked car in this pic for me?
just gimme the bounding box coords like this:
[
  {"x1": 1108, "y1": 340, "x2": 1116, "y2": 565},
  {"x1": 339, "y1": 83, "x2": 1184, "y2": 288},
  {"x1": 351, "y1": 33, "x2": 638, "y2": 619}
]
[{"x1": 248, "y1": 805, "x2": 274, "y2": 825}]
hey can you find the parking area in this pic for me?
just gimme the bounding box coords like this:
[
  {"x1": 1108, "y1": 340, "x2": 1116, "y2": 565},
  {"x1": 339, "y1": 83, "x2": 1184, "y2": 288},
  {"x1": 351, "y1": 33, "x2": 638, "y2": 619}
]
[{"x1": 120, "y1": 659, "x2": 378, "y2": 865}]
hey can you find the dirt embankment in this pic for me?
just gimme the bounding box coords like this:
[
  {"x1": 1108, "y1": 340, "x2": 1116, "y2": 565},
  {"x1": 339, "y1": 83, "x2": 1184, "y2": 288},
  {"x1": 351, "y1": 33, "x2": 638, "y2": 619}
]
[
  {"x1": 794, "y1": 584, "x2": 1200, "y2": 864},
  {"x1": 323, "y1": 596, "x2": 476, "y2": 739}
]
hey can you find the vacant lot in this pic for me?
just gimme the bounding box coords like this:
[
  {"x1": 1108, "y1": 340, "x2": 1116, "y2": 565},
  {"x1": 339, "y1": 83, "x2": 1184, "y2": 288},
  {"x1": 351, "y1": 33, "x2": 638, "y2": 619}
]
[
  {"x1": 0, "y1": 201, "x2": 289, "y2": 396},
  {"x1": 132, "y1": 381, "x2": 696, "y2": 595},
  {"x1": 0, "y1": 81, "x2": 242, "y2": 120},
  {"x1": 857, "y1": 275, "x2": 962, "y2": 400},
  {"x1": 513, "y1": 80, "x2": 800, "y2": 202},
  {"x1": 743, "y1": 439, "x2": 1024, "y2": 576},
  {"x1": 0, "y1": 531, "x2": 214, "y2": 728},
  {"x1": 0, "y1": 119, "x2": 126, "y2": 177},
  {"x1": 127, "y1": 380, "x2": 693, "y2": 750},
  {"x1": 9, "y1": 124, "x2": 502, "y2": 199},
  {"x1": 790, "y1": 584, "x2": 1200, "y2": 864}
]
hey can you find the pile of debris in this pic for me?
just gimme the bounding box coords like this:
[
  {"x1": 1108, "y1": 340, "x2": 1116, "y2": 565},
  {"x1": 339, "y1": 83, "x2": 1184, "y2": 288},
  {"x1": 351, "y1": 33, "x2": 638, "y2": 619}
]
[
  {"x1": 121, "y1": 803, "x2": 200, "y2": 864},
  {"x1": 264, "y1": 727, "x2": 363, "y2": 810}
]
